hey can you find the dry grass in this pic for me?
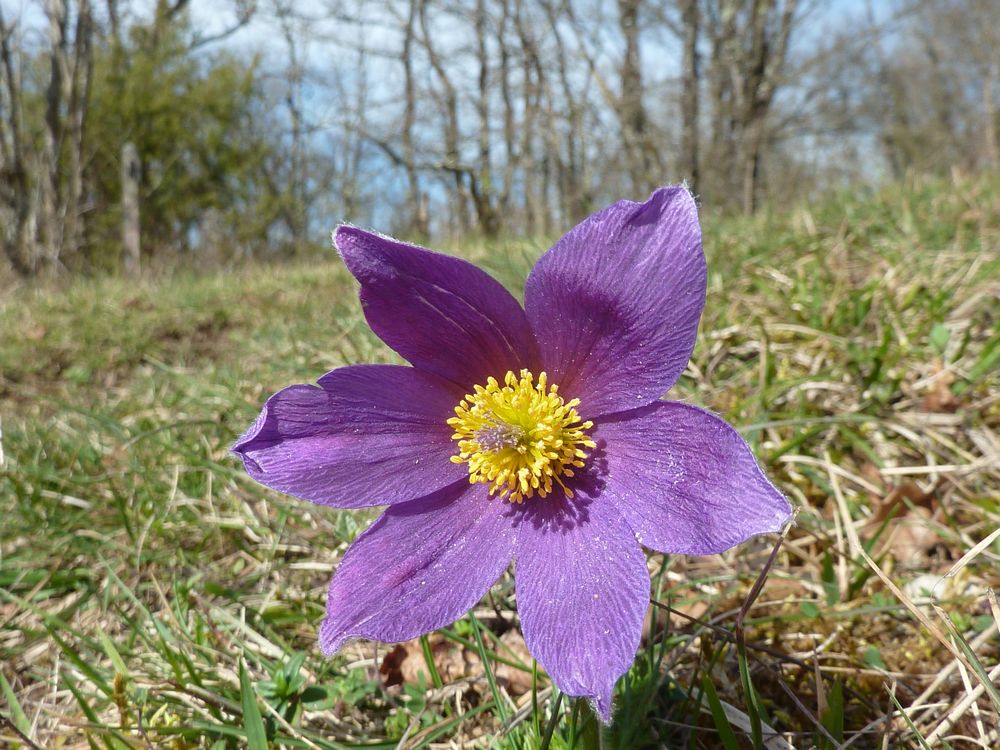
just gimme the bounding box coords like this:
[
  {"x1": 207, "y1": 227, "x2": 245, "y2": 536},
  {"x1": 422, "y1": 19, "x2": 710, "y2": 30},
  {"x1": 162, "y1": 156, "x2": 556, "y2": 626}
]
[{"x1": 1, "y1": 173, "x2": 998, "y2": 748}]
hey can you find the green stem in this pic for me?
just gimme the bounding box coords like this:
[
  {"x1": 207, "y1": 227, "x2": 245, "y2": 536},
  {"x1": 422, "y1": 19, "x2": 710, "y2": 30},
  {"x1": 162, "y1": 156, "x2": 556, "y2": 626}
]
[
  {"x1": 468, "y1": 612, "x2": 508, "y2": 724},
  {"x1": 576, "y1": 698, "x2": 602, "y2": 750},
  {"x1": 539, "y1": 691, "x2": 563, "y2": 750},
  {"x1": 531, "y1": 661, "x2": 540, "y2": 738},
  {"x1": 418, "y1": 634, "x2": 443, "y2": 689}
]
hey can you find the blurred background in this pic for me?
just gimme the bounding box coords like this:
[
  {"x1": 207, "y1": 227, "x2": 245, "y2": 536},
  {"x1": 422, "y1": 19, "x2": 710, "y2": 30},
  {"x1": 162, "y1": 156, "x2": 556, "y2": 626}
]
[{"x1": 1, "y1": 0, "x2": 997, "y2": 275}]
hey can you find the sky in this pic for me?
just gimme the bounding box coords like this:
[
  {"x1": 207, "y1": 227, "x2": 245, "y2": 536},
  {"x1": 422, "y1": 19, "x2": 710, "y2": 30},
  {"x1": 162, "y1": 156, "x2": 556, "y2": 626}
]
[
  {"x1": 1, "y1": 0, "x2": 890, "y2": 56},
  {"x1": 1, "y1": 0, "x2": 902, "y2": 226}
]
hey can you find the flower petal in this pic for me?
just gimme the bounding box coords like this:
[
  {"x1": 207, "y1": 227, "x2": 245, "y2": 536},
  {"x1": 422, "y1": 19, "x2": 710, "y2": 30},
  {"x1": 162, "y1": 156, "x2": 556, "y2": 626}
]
[
  {"x1": 514, "y1": 495, "x2": 649, "y2": 722},
  {"x1": 335, "y1": 225, "x2": 538, "y2": 387},
  {"x1": 524, "y1": 186, "x2": 706, "y2": 416},
  {"x1": 232, "y1": 365, "x2": 466, "y2": 508},
  {"x1": 319, "y1": 483, "x2": 517, "y2": 653},
  {"x1": 596, "y1": 401, "x2": 792, "y2": 554}
]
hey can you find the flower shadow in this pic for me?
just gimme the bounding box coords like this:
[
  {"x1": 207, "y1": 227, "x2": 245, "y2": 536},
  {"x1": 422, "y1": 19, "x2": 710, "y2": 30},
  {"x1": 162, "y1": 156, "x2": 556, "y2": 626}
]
[{"x1": 504, "y1": 440, "x2": 609, "y2": 535}]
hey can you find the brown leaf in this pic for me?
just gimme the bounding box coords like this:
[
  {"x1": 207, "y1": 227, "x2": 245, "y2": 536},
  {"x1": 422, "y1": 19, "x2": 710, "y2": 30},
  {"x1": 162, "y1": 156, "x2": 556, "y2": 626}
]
[
  {"x1": 25, "y1": 323, "x2": 46, "y2": 341},
  {"x1": 376, "y1": 629, "x2": 536, "y2": 696},
  {"x1": 379, "y1": 634, "x2": 481, "y2": 688},
  {"x1": 401, "y1": 634, "x2": 473, "y2": 685},
  {"x1": 379, "y1": 644, "x2": 408, "y2": 687},
  {"x1": 859, "y1": 460, "x2": 886, "y2": 501},
  {"x1": 868, "y1": 481, "x2": 937, "y2": 525},
  {"x1": 920, "y1": 360, "x2": 959, "y2": 412},
  {"x1": 881, "y1": 505, "x2": 941, "y2": 567},
  {"x1": 864, "y1": 481, "x2": 945, "y2": 567},
  {"x1": 494, "y1": 629, "x2": 535, "y2": 696}
]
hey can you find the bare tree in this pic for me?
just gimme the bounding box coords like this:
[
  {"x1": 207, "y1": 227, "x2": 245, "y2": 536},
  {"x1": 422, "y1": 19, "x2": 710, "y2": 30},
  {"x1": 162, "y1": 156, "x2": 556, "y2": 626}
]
[
  {"x1": 9, "y1": 0, "x2": 999, "y2": 276},
  {"x1": 679, "y1": 0, "x2": 700, "y2": 190},
  {"x1": 121, "y1": 141, "x2": 141, "y2": 275},
  {"x1": 470, "y1": 0, "x2": 501, "y2": 234},
  {"x1": 617, "y1": 0, "x2": 660, "y2": 193},
  {"x1": 703, "y1": 0, "x2": 800, "y2": 212},
  {"x1": 64, "y1": 0, "x2": 94, "y2": 265},
  {"x1": 540, "y1": 0, "x2": 594, "y2": 223},
  {"x1": 274, "y1": 0, "x2": 309, "y2": 244},
  {"x1": 0, "y1": 4, "x2": 35, "y2": 275},
  {"x1": 401, "y1": 0, "x2": 428, "y2": 236},
  {"x1": 0, "y1": 0, "x2": 94, "y2": 275},
  {"x1": 416, "y1": 1, "x2": 464, "y2": 234}
]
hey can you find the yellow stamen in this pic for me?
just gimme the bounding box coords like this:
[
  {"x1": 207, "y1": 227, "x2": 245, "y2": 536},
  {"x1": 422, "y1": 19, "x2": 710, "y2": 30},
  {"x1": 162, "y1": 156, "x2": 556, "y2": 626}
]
[{"x1": 448, "y1": 369, "x2": 596, "y2": 504}]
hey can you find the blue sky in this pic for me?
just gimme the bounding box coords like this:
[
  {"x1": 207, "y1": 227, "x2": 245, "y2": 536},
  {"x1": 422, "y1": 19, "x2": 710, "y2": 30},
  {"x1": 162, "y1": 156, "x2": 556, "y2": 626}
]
[{"x1": 0, "y1": 0, "x2": 902, "y2": 227}]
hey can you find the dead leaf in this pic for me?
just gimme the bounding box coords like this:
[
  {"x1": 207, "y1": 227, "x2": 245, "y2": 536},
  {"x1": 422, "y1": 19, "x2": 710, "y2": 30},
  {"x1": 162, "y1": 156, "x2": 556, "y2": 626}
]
[
  {"x1": 379, "y1": 644, "x2": 408, "y2": 687},
  {"x1": 377, "y1": 629, "x2": 536, "y2": 696},
  {"x1": 880, "y1": 505, "x2": 941, "y2": 567},
  {"x1": 920, "y1": 360, "x2": 958, "y2": 412},
  {"x1": 494, "y1": 629, "x2": 534, "y2": 696},
  {"x1": 403, "y1": 634, "x2": 474, "y2": 686},
  {"x1": 868, "y1": 481, "x2": 937, "y2": 525},
  {"x1": 379, "y1": 634, "x2": 481, "y2": 689},
  {"x1": 865, "y1": 480, "x2": 944, "y2": 567}
]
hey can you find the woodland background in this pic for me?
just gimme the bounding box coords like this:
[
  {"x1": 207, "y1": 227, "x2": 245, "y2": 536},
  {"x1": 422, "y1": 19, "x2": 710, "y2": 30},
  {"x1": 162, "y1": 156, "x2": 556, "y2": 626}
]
[{"x1": 1, "y1": 0, "x2": 998, "y2": 277}]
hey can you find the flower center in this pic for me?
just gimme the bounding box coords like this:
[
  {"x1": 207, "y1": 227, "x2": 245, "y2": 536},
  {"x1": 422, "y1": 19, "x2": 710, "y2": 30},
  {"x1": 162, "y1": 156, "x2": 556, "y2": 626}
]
[{"x1": 448, "y1": 369, "x2": 596, "y2": 504}]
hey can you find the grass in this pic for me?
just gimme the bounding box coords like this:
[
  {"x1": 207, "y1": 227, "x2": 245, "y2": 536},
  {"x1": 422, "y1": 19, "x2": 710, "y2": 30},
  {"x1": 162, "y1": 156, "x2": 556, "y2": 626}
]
[{"x1": 1, "y1": 172, "x2": 999, "y2": 748}]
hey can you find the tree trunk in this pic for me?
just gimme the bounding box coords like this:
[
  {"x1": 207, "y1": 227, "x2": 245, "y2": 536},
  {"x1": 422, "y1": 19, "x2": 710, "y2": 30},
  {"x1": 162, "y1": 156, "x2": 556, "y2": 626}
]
[
  {"x1": 680, "y1": 0, "x2": 700, "y2": 192},
  {"x1": 277, "y1": 4, "x2": 307, "y2": 244},
  {"x1": 0, "y1": 5, "x2": 36, "y2": 276},
  {"x1": 63, "y1": 0, "x2": 93, "y2": 267},
  {"x1": 42, "y1": 0, "x2": 70, "y2": 267},
  {"x1": 704, "y1": 0, "x2": 798, "y2": 212},
  {"x1": 540, "y1": 0, "x2": 588, "y2": 224},
  {"x1": 740, "y1": 116, "x2": 763, "y2": 214},
  {"x1": 617, "y1": 0, "x2": 657, "y2": 193},
  {"x1": 121, "y1": 142, "x2": 141, "y2": 276},
  {"x1": 513, "y1": 0, "x2": 543, "y2": 232},
  {"x1": 983, "y1": 61, "x2": 998, "y2": 169},
  {"x1": 473, "y1": 0, "x2": 499, "y2": 235},
  {"x1": 498, "y1": 0, "x2": 517, "y2": 223},
  {"x1": 419, "y1": 0, "x2": 469, "y2": 235},
  {"x1": 401, "y1": 0, "x2": 427, "y2": 237}
]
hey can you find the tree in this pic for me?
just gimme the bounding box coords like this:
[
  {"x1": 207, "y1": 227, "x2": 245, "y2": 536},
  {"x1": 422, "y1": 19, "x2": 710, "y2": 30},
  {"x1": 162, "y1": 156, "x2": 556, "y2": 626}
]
[
  {"x1": 0, "y1": 0, "x2": 94, "y2": 275},
  {"x1": 617, "y1": 0, "x2": 660, "y2": 194},
  {"x1": 85, "y1": 9, "x2": 271, "y2": 266},
  {"x1": 701, "y1": 0, "x2": 800, "y2": 213}
]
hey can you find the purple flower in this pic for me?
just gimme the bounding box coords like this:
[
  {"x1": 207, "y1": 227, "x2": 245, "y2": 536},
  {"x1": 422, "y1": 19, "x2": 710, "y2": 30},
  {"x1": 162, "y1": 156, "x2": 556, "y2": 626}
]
[{"x1": 233, "y1": 187, "x2": 791, "y2": 721}]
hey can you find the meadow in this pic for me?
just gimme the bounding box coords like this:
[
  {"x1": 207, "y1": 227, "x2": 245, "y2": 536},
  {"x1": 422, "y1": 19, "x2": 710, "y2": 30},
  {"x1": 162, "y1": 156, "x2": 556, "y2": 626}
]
[{"x1": 1, "y1": 175, "x2": 998, "y2": 749}]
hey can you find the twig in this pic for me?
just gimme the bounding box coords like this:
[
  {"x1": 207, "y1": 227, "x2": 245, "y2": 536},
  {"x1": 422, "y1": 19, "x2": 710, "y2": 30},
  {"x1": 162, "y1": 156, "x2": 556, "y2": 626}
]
[
  {"x1": 775, "y1": 678, "x2": 844, "y2": 749},
  {"x1": 0, "y1": 713, "x2": 44, "y2": 750},
  {"x1": 735, "y1": 525, "x2": 791, "y2": 749}
]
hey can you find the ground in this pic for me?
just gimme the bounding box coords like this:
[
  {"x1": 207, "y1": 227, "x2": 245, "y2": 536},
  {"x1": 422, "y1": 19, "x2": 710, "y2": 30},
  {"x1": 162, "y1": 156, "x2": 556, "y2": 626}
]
[{"x1": 1, "y1": 174, "x2": 998, "y2": 749}]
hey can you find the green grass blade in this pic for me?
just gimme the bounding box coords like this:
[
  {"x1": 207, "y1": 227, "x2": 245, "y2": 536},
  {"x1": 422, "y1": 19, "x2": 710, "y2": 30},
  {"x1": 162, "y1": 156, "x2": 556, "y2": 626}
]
[
  {"x1": 886, "y1": 688, "x2": 935, "y2": 750},
  {"x1": 419, "y1": 634, "x2": 444, "y2": 689},
  {"x1": 820, "y1": 679, "x2": 844, "y2": 748},
  {"x1": 538, "y1": 691, "x2": 563, "y2": 750},
  {"x1": 47, "y1": 629, "x2": 113, "y2": 698},
  {"x1": 0, "y1": 669, "x2": 32, "y2": 740},
  {"x1": 239, "y1": 658, "x2": 270, "y2": 750},
  {"x1": 97, "y1": 628, "x2": 128, "y2": 676},
  {"x1": 934, "y1": 606, "x2": 1000, "y2": 713},
  {"x1": 61, "y1": 670, "x2": 105, "y2": 750},
  {"x1": 735, "y1": 643, "x2": 764, "y2": 750},
  {"x1": 468, "y1": 612, "x2": 509, "y2": 726},
  {"x1": 701, "y1": 676, "x2": 741, "y2": 750}
]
